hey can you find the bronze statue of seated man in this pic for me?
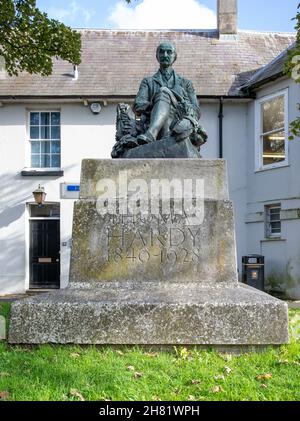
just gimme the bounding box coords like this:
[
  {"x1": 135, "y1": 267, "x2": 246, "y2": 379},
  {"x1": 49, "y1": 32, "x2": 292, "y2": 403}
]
[{"x1": 111, "y1": 41, "x2": 207, "y2": 159}]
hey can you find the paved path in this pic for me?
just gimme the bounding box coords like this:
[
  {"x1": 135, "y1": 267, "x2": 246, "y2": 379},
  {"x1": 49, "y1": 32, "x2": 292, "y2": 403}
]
[{"x1": 0, "y1": 292, "x2": 48, "y2": 302}]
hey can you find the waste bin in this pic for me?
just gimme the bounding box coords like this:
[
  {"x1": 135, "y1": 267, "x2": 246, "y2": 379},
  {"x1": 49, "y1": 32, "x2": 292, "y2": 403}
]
[{"x1": 242, "y1": 255, "x2": 265, "y2": 291}]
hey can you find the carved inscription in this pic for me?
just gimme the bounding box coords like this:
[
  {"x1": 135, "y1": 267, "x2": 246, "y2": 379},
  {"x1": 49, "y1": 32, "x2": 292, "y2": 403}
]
[{"x1": 105, "y1": 224, "x2": 202, "y2": 265}]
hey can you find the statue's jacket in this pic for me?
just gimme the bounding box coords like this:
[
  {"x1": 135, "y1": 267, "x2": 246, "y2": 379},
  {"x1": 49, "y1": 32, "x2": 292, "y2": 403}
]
[{"x1": 133, "y1": 70, "x2": 200, "y2": 118}]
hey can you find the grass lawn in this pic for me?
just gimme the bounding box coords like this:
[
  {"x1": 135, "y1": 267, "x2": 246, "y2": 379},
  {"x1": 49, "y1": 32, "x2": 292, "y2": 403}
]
[{"x1": 0, "y1": 303, "x2": 299, "y2": 401}]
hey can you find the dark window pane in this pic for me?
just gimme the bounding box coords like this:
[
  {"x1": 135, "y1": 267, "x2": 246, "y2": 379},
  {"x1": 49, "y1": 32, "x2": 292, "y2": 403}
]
[
  {"x1": 41, "y1": 141, "x2": 50, "y2": 153},
  {"x1": 51, "y1": 126, "x2": 60, "y2": 139},
  {"x1": 271, "y1": 222, "x2": 281, "y2": 230},
  {"x1": 263, "y1": 131, "x2": 285, "y2": 166},
  {"x1": 51, "y1": 112, "x2": 60, "y2": 125},
  {"x1": 41, "y1": 112, "x2": 50, "y2": 125},
  {"x1": 31, "y1": 142, "x2": 40, "y2": 154},
  {"x1": 262, "y1": 95, "x2": 284, "y2": 133},
  {"x1": 31, "y1": 155, "x2": 40, "y2": 168},
  {"x1": 51, "y1": 141, "x2": 61, "y2": 153},
  {"x1": 271, "y1": 228, "x2": 281, "y2": 234},
  {"x1": 30, "y1": 112, "x2": 40, "y2": 125},
  {"x1": 41, "y1": 126, "x2": 50, "y2": 139},
  {"x1": 30, "y1": 204, "x2": 60, "y2": 217},
  {"x1": 270, "y1": 208, "x2": 280, "y2": 214},
  {"x1": 51, "y1": 155, "x2": 61, "y2": 168},
  {"x1": 41, "y1": 154, "x2": 50, "y2": 167},
  {"x1": 270, "y1": 213, "x2": 280, "y2": 221},
  {"x1": 50, "y1": 204, "x2": 60, "y2": 217},
  {"x1": 30, "y1": 126, "x2": 39, "y2": 139}
]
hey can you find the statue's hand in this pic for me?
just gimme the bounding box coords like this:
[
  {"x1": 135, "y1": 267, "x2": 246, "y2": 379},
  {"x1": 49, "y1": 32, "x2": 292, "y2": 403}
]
[{"x1": 190, "y1": 126, "x2": 208, "y2": 147}]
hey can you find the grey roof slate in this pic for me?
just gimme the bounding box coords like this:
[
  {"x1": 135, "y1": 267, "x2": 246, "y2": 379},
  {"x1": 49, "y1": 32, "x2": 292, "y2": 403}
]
[
  {"x1": 0, "y1": 29, "x2": 295, "y2": 98},
  {"x1": 241, "y1": 42, "x2": 296, "y2": 91}
]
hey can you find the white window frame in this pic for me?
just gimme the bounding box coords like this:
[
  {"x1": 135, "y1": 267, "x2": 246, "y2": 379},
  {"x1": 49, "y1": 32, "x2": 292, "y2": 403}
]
[
  {"x1": 265, "y1": 204, "x2": 281, "y2": 238},
  {"x1": 255, "y1": 89, "x2": 289, "y2": 171},
  {"x1": 26, "y1": 109, "x2": 61, "y2": 170}
]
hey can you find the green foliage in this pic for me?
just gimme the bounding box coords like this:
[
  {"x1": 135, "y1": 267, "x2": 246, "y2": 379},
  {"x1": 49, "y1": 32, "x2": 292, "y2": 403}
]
[
  {"x1": 0, "y1": 303, "x2": 10, "y2": 321},
  {"x1": 0, "y1": 0, "x2": 81, "y2": 76},
  {"x1": 285, "y1": 3, "x2": 300, "y2": 140},
  {"x1": 0, "y1": 308, "x2": 299, "y2": 401},
  {"x1": 288, "y1": 108, "x2": 300, "y2": 140}
]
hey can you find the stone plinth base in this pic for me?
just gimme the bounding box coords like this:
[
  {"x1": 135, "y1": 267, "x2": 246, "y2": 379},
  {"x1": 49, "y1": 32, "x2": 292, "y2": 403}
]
[
  {"x1": 8, "y1": 283, "x2": 289, "y2": 345},
  {"x1": 8, "y1": 159, "x2": 290, "y2": 346}
]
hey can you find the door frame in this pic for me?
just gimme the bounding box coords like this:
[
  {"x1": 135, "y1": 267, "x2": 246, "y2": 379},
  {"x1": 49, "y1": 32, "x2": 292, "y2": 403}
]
[{"x1": 25, "y1": 202, "x2": 61, "y2": 291}]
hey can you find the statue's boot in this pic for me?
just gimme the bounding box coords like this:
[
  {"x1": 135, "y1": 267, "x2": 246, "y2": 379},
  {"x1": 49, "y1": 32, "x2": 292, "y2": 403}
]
[{"x1": 137, "y1": 131, "x2": 155, "y2": 145}]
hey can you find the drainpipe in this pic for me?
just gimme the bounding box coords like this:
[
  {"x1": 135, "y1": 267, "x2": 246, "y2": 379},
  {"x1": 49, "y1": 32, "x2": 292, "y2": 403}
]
[{"x1": 218, "y1": 97, "x2": 224, "y2": 159}]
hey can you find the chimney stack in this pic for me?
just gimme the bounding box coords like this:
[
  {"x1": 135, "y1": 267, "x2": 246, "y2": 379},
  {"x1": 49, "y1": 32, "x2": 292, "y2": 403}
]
[{"x1": 217, "y1": 0, "x2": 238, "y2": 36}]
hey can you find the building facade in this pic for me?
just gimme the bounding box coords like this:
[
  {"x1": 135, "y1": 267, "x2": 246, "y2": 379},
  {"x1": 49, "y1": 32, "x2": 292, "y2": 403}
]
[{"x1": 0, "y1": 1, "x2": 299, "y2": 298}]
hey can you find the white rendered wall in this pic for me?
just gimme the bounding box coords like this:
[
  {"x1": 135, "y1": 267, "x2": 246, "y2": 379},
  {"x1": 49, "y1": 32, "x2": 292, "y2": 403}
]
[
  {"x1": 0, "y1": 102, "x2": 116, "y2": 294},
  {"x1": 246, "y1": 78, "x2": 300, "y2": 298},
  {"x1": 0, "y1": 100, "x2": 248, "y2": 294},
  {"x1": 222, "y1": 102, "x2": 248, "y2": 276}
]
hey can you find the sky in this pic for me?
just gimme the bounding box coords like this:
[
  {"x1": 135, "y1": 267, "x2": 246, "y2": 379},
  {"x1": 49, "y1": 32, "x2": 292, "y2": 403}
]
[{"x1": 36, "y1": 0, "x2": 299, "y2": 32}]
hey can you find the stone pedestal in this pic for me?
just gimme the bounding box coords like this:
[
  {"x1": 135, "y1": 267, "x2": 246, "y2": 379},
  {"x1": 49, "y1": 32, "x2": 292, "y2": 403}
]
[{"x1": 8, "y1": 159, "x2": 289, "y2": 346}]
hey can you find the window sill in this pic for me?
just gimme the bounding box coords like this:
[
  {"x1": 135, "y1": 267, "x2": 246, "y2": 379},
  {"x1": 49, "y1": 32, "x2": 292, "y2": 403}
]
[
  {"x1": 21, "y1": 168, "x2": 64, "y2": 177},
  {"x1": 261, "y1": 238, "x2": 286, "y2": 242},
  {"x1": 254, "y1": 163, "x2": 290, "y2": 173}
]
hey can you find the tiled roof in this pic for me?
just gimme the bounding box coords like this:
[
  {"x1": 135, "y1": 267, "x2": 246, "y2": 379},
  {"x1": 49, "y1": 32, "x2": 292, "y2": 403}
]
[
  {"x1": 0, "y1": 29, "x2": 295, "y2": 98},
  {"x1": 240, "y1": 42, "x2": 296, "y2": 91}
]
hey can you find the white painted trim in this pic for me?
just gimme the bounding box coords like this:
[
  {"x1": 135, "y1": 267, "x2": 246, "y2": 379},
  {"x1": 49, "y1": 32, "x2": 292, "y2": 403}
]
[
  {"x1": 264, "y1": 203, "x2": 282, "y2": 239},
  {"x1": 26, "y1": 109, "x2": 61, "y2": 169},
  {"x1": 25, "y1": 203, "x2": 30, "y2": 291},
  {"x1": 255, "y1": 88, "x2": 289, "y2": 172},
  {"x1": 23, "y1": 167, "x2": 62, "y2": 172},
  {"x1": 29, "y1": 217, "x2": 60, "y2": 220}
]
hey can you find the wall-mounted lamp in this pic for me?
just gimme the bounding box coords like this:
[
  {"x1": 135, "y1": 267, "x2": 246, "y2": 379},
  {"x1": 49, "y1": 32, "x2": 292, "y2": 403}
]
[{"x1": 32, "y1": 185, "x2": 47, "y2": 206}]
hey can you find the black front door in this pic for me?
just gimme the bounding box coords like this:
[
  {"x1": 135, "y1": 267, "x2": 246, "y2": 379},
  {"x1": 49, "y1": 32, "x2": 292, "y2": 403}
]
[{"x1": 30, "y1": 220, "x2": 60, "y2": 289}]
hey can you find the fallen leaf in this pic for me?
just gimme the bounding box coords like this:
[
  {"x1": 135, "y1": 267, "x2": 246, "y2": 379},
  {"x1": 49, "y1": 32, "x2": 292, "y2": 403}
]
[
  {"x1": 255, "y1": 373, "x2": 272, "y2": 381},
  {"x1": 127, "y1": 365, "x2": 135, "y2": 371},
  {"x1": 145, "y1": 352, "x2": 158, "y2": 357},
  {"x1": 70, "y1": 353, "x2": 80, "y2": 358},
  {"x1": 224, "y1": 366, "x2": 232, "y2": 374},
  {"x1": 212, "y1": 385, "x2": 224, "y2": 393},
  {"x1": 191, "y1": 379, "x2": 201, "y2": 385},
  {"x1": 179, "y1": 347, "x2": 189, "y2": 360},
  {"x1": 277, "y1": 359, "x2": 289, "y2": 365},
  {"x1": 223, "y1": 354, "x2": 233, "y2": 362},
  {"x1": 115, "y1": 350, "x2": 124, "y2": 356},
  {"x1": 99, "y1": 396, "x2": 112, "y2": 401},
  {"x1": 261, "y1": 384, "x2": 268, "y2": 389},
  {"x1": 188, "y1": 395, "x2": 196, "y2": 401},
  {"x1": 214, "y1": 374, "x2": 225, "y2": 381},
  {"x1": 0, "y1": 391, "x2": 10, "y2": 401},
  {"x1": 151, "y1": 396, "x2": 161, "y2": 401},
  {"x1": 69, "y1": 389, "x2": 85, "y2": 401},
  {"x1": 133, "y1": 372, "x2": 143, "y2": 379},
  {"x1": 0, "y1": 372, "x2": 10, "y2": 377}
]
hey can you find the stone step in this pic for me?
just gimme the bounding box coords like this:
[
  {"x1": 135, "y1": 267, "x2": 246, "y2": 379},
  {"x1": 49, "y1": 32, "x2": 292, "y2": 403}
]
[{"x1": 8, "y1": 283, "x2": 289, "y2": 345}]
